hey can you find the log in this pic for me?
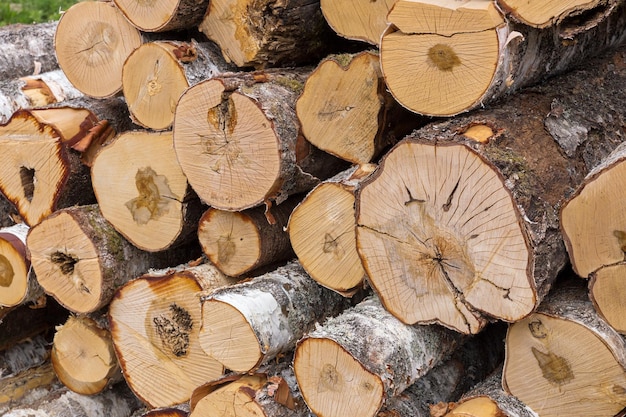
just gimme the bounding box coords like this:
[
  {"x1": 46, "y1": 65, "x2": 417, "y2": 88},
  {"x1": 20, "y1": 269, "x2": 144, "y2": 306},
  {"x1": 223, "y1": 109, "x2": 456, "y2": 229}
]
[
  {"x1": 113, "y1": 0, "x2": 210, "y2": 32},
  {"x1": 54, "y1": 0, "x2": 143, "y2": 98},
  {"x1": 0, "y1": 223, "x2": 43, "y2": 308},
  {"x1": 50, "y1": 314, "x2": 122, "y2": 395},
  {"x1": 197, "y1": 195, "x2": 298, "y2": 277},
  {"x1": 122, "y1": 40, "x2": 235, "y2": 130},
  {"x1": 0, "y1": 22, "x2": 59, "y2": 80},
  {"x1": 173, "y1": 69, "x2": 349, "y2": 211},
  {"x1": 0, "y1": 193, "x2": 20, "y2": 228},
  {"x1": 190, "y1": 356, "x2": 309, "y2": 417},
  {"x1": 108, "y1": 264, "x2": 230, "y2": 408},
  {"x1": 295, "y1": 51, "x2": 423, "y2": 165},
  {"x1": 496, "y1": 0, "x2": 621, "y2": 29},
  {"x1": 91, "y1": 130, "x2": 204, "y2": 252},
  {"x1": 0, "y1": 70, "x2": 83, "y2": 124},
  {"x1": 0, "y1": 363, "x2": 59, "y2": 409},
  {"x1": 287, "y1": 164, "x2": 376, "y2": 295},
  {"x1": 198, "y1": 0, "x2": 339, "y2": 68},
  {"x1": 589, "y1": 262, "x2": 626, "y2": 334},
  {"x1": 503, "y1": 278, "x2": 626, "y2": 416},
  {"x1": 379, "y1": 0, "x2": 626, "y2": 116},
  {"x1": 293, "y1": 295, "x2": 463, "y2": 417},
  {"x1": 434, "y1": 368, "x2": 539, "y2": 417},
  {"x1": 355, "y1": 43, "x2": 626, "y2": 334},
  {"x1": 2, "y1": 381, "x2": 143, "y2": 417},
  {"x1": 319, "y1": 0, "x2": 397, "y2": 45},
  {"x1": 0, "y1": 110, "x2": 101, "y2": 226},
  {"x1": 198, "y1": 260, "x2": 348, "y2": 373},
  {"x1": 26, "y1": 204, "x2": 200, "y2": 314},
  {"x1": 0, "y1": 334, "x2": 50, "y2": 379}
]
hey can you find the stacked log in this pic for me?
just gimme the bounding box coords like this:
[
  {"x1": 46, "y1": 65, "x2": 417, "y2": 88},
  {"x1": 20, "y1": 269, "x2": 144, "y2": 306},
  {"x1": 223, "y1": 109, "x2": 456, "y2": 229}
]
[{"x1": 2, "y1": 0, "x2": 626, "y2": 415}]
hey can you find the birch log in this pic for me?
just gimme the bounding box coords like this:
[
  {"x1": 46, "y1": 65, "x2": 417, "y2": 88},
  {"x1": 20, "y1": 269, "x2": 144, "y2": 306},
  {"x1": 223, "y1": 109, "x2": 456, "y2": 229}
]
[{"x1": 0, "y1": 22, "x2": 59, "y2": 80}]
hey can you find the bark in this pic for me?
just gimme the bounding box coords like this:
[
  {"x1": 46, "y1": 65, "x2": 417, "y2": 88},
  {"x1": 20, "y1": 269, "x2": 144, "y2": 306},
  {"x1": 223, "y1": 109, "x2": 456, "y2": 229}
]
[
  {"x1": 319, "y1": 0, "x2": 398, "y2": 45},
  {"x1": 0, "y1": 363, "x2": 59, "y2": 410},
  {"x1": 380, "y1": 0, "x2": 626, "y2": 116},
  {"x1": 0, "y1": 193, "x2": 20, "y2": 228},
  {"x1": 0, "y1": 22, "x2": 59, "y2": 80},
  {"x1": 0, "y1": 334, "x2": 50, "y2": 379},
  {"x1": 198, "y1": 0, "x2": 341, "y2": 68},
  {"x1": 355, "y1": 43, "x2": 626, "y2": 334},
  {"x1": 108, "y1": 267, "x2": 226, "y2": 408},
  {"x1": 293, "y1": 295, "x2": 463, "y2": 417},
  {"x1": 296, "y1": 51, "x2": 424, "y2": 165},
  {"x1": 0, "y1": 70, "x2": 83, "y2": 124},
  {"x1": 91, "y1": 130, "x2": 204, "y2": 252},
  {"x1": 55, "y1": 0, "x2": 143, "y2": 98},
  {"x1": 287, "y1": 164, "x2": 376, "y2": 295},
  {"x1": 113, "y1": 0, "x2": 210, "y2": 31},
  {"x1": 197, "y1": 194, "x2": 299, "y2": 277},
  {"x1": 198, "y1": 260, "x2": 348, "y2": 372},
  {"x1": 377, "y1": 322, "x2": 506, "y2": 417},
  {"x1": 503, "y1": 278, "x2": 626, "y2": 417},
  {"x1": 26, "y1": 204, "x2": 200, "y2": 314},
  {"x1": 50, "y1": 314, "x2": 122, "y2": 395},
  {"x1": 0, "y1": 223, "x2": 43, "y2": 307},
  {"x1": 173, "y1": 68, "x2": 349, "y2": 211},
  {"x1": 122, "y1": 40, "x2": 235, "y2": 130}
]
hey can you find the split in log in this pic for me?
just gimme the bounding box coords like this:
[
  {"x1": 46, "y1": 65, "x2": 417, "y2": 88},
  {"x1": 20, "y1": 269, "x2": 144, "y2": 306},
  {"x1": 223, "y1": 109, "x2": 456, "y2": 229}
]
[
  {"x1": 296, "y1": 51, "x2": 423, "y2": 165},
  {"x1": 495, "y1": 0, "x2": 620, "y2": 29},
  {"x1": 319, "y1": 0, "x2": 397, "y2": 45},
  {"x1": 380, "y1": 0, "x2": 626, "y2": 116},
  {"x1": 355, "y1": 43, "x2": 626, "y2": 334},
  {"x1": 113, "y1": 0, "x2": 210, "y2": 32},
  {"x1": 293, "y1": 295, "x2": 462, "y2": 417},
  {"x1": 2, "y1": 381, "x2": 143, "y2": 417},
  {"x1": 287, "y1": 164, "x2": 376, "y2": 295},
  {"x1": 50, "y1": 314, "x2": 122, "y2": 395},
  {"x1": 0, "y1": 223, "x2": 43, "y2": 308},
  {"x1": 122, "y1": 40, "x2": 234, "y2": 130},
  {"x1": 198, "y1": 0, "x2": 339, "y2": 68},
  {"x1": 434, "y1": 367, "x2": 538, "y2": 417},
  {"x1": 503, "y1": 278, "x2": 626, "y2": 416},
  {"x1": 54, "y1": 0, "x2": 143, "y2": 98},
  {"x1": 197, "y1": 195, "x2": 299, "y2": 277},
  {"x1": 561, "y1": 141, "x2": 626, "y2": 278},
  {"x1": 190, "y1": 356, "x2": 308, "y2": 417},
  {"x1": 0, "y1": 70, "x2": 83, "y2": 124},
  {"x1": 0, "y1": 109, "x2": 101, "y2": 226},
  {"x1": 173, "y1": 69, "x2": 349, "y2": 211},
  {"x1": 91, "y1": 130, "x2": 204, "y2": 252},
  {"x1": 0, "y1": 21, "x2": 59, "y2": 80},
  {"x1": 108, "y1": 267, "x2": 227, "y2": 408},
  {"x1": 377, "y1": 322, "x2": 505, "y2": 417},
  {"x1": 198, "y1": 260, "x2": 348, "y2": 373},
  {"x1": 26, "y1": 204, "x2": 201, "y2": 314}
]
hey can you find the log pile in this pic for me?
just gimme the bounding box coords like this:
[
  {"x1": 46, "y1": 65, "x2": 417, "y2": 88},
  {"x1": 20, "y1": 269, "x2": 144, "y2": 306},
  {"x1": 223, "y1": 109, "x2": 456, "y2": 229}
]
[{"x1": 2, "y1": 0, "x2": 626, "y2": 416}]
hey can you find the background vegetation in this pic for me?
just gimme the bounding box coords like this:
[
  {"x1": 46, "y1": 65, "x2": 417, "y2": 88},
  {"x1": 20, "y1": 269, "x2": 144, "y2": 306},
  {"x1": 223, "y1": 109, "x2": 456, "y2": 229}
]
[{"x1": 1, "y1": 0, "x2": 78, "y2": 26}]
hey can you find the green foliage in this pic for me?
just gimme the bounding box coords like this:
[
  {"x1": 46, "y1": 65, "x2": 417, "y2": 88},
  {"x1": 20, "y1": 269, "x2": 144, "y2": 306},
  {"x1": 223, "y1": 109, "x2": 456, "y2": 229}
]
[{"x1": 0, "y1": 0, "x2": 78, "y2": 26}]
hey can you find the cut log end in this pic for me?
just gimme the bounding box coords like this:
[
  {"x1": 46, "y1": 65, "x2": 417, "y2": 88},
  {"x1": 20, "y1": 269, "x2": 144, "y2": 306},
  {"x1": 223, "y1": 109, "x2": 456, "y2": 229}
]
[
  {"x1": 294, "y1": 337, "x2": 383, "y2": 417},
  {"x1": 590, "y1": 263, "x2": 626, "y2": 334},
  {"x1": 55, "y1": 0, "x2": 142, "y2": 98},
  {"x1": 356, "y1": 140, "x2": 534, "y2": 334},
  {"x1": 319, "y1": 0, "x2": 397, "y2": 45},
  {"x1": 199, "y1": 299, "x2": 261, "y2": 373},
  {"x1": 191, "y1": 374, "x2": 267, "y2": 417},
  {"x1": 0, "y1": 225, "x2": 30, "y2": 307},
  {"x1": 497, "y1": 0, "x2": 608, "y2": 28},
  {"x1": 113, "y1": 0, "x2": 208, "y2": 32}
]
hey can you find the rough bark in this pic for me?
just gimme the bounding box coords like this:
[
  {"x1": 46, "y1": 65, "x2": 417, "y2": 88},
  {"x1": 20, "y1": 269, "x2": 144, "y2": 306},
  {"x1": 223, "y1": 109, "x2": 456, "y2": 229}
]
[
  {"x1": 296, "y1": 51, "x2": 423, "y2": 165},
  {"x1": 355, "y1": 43, "x2": 626, "y2": 334},
  {"x1": 503, "y1": 278, "x2": 626, "y2": 416},
  {"x1": 198, "y1": 260, "x2": 348, "y2": 372},
  {"x1": 293, "y1": 295, "x2": 463, "y2": 417},
  {"x1": 287, "y1": 164, "x2": 376, "y2": 295},
  {"x1": 91, "y1": 130, "x2": 204, "y2": 252},
  {"x1": 173, "y1": 69, "x2": 349, "y2": 211},
  {"x1": 380, "y1": 0, "x2": 626, "y2": 116},
  {"x1": 113, "y1": 0, "x2": 210, "y2": 31},
  {"x1": 197, "y1": 195, "x2": 298, "y2": 277},
  {"x1": 0, "y1": 22, "x2": 59, "y2": 81},
  {"x1": 198, "y1": 0, "x2": 340, "y2": 68},
  {"x1": 26, "y1": 204, "x2": 200, "y2": 314},
  {"x1": 122, "y1": 40, "x2": 235, "y2": 130},
  {"x1": 108, "y1": 267, "x2": 226, "y2": 408},
  {"x1": 0, "y1": 363, "x2": 59, "y2": 410},
  {"x1": 319, "y1": 0, "x2": 397, "y2": 45},
  {"x1": 0, "y1": 334, "x2": 50, "y2": 380}
]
